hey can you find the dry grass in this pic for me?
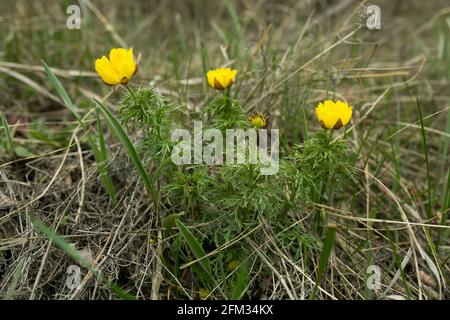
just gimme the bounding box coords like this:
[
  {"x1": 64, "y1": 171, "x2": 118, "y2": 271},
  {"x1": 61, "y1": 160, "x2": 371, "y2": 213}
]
[{"x1": 0, "y1": 0, "x2": 449, "y2": 300}]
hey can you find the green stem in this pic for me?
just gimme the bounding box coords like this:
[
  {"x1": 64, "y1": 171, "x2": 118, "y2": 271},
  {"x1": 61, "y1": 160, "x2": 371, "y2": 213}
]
[
  {"x1": 124, "y1": 84, "x2": 137, "y2": 99},
  {"x1": 223, "y1": 88, "x2": 231, "y2": 108},
  {"x1": 327, "y1": 128, "x2": 334, "y2": 145}
]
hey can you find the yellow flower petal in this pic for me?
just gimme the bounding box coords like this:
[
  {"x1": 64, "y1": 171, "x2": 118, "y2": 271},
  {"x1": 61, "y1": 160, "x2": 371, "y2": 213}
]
[
  {"x1": 215, "y1": 71, "x2": 227, "y2": 89},
  {"x1": 95, "y1": 48, "x2": 137, "y2": 86},
  {"x1": 207, "y1": 70, "x2": 216, "y2": 88},
  {"x1": 315, "y1": 100, "x2": 352, "y2": 129},
  {"x1": 230, "y1": 69, "x2": 237, "y2": 81},
  {"x1": 316, "y1": 102, "x2": 332, "y2": 129},
  {"x1": 206, "y1": 67, "x2": 237, "y2": 90},
  {"x1": 336, "y1": 100, "x2": 352, "y2": 126},
  {"x1": 95, "y1": 56, "x2": 121, "y2": 86},
  {"x1": 109, "y1": 48, "x2": 124, "y2": 62}
]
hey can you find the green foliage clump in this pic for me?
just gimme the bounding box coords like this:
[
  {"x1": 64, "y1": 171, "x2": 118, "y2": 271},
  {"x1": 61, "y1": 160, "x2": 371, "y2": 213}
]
[
  {"x1": 203, "y1": 93, "x2": 249, "y2": 130},
  {"x1": 120, "y1": 87, "x2": 179, "y2": 163},
  {"x1": 296, "y1": 130, "x2": 354, "y2": 183},
  {"x1": 111, "y1": 86, "x2": 356, "y2": 299}
]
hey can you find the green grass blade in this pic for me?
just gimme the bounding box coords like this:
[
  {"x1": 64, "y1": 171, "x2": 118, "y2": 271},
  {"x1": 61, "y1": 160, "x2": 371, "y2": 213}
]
[
  {"x1": 310, "y1": 223, "x2": 337, "y2": 299},
  {"x1": 42, "y1": 60, "x2": 117, "y2": 204},
  {"x1": 29, "y1": 214, "x2": 135, "y2": 300},
  {"x1": 437, "y1": 168, "x2": 450, "y2": 245},
  {"x1": 211, "y1": 22, "x2": 229, "y2": 45},
  {"x1": 175, "y1": 219, "x2": 211, "y2": 275},
  {"x1": 30, "y1": 215, "x2": 90, "y2": 268},
  {"x1": 42, "y1": 60, "x2": 80, "y2": 122},
  {"x1": 231, "y1": 261, "x2": 250, "y2": 300},
  {"x1": 440, "y1": 104, "x2": 450, "y2": 172},
  {"x1": 198, "y1": 37, "x2": 208, "y2": 94},
  {"x1": 3, "y1": 258, "x2": 25, "y2": 300},
  {"x1": 363, "y1": 240, "x2": 374, "y2": 300},
  {"x1": 95, "y1": 109, "x2": 117, "y2": 203},
  {"x1": 163, "y1": 212, "x2": 185, "y2": 230},
  {"x1": 0, "y1": 112, "x2": 14, "y2": 157},
  {"x1": 105, "y1": 280, "x2": 137, "y2": 300},
  {"x1": 93, "y1": 98, "x2": 158, "y2": 206},
  {"x1": 364, "y1": 207, "x2": 378, "y2": 300},
  {"x1": 224, "y1": 0, "x2": 242, "y2": 49},
  {"x1": 442, "y1": 168, "x2": 450, "y2": 215},
  {"x1": 416, "y1": 98, "x2": 433, "y2": 219},
  {"x1": 384, "y1": 223, "x2": 412, "y2": 298}
]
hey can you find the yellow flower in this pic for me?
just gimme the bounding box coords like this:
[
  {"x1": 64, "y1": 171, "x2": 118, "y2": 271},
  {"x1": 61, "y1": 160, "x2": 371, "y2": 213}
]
[
  {"x1": 227, "y1": 260, "x2": 240, "y2": 271},
  {"x1": 315, "y1": 100, "x2": 352, "y2": 129},
  {"x1": 248, "y1": 112, "x2": 268, "y2": 129},
  {"x1": 207, "y1": 67, "x2": 237, "y2": 90},
  {"x1": 95, "y1": 48, "x2": 138, "y2": 86}
]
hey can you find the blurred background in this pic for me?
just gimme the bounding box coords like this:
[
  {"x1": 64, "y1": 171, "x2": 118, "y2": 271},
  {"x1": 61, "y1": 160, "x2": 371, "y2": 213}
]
[{"x1": 1, "y1": 0, "x2": 449, "y2": 117}]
